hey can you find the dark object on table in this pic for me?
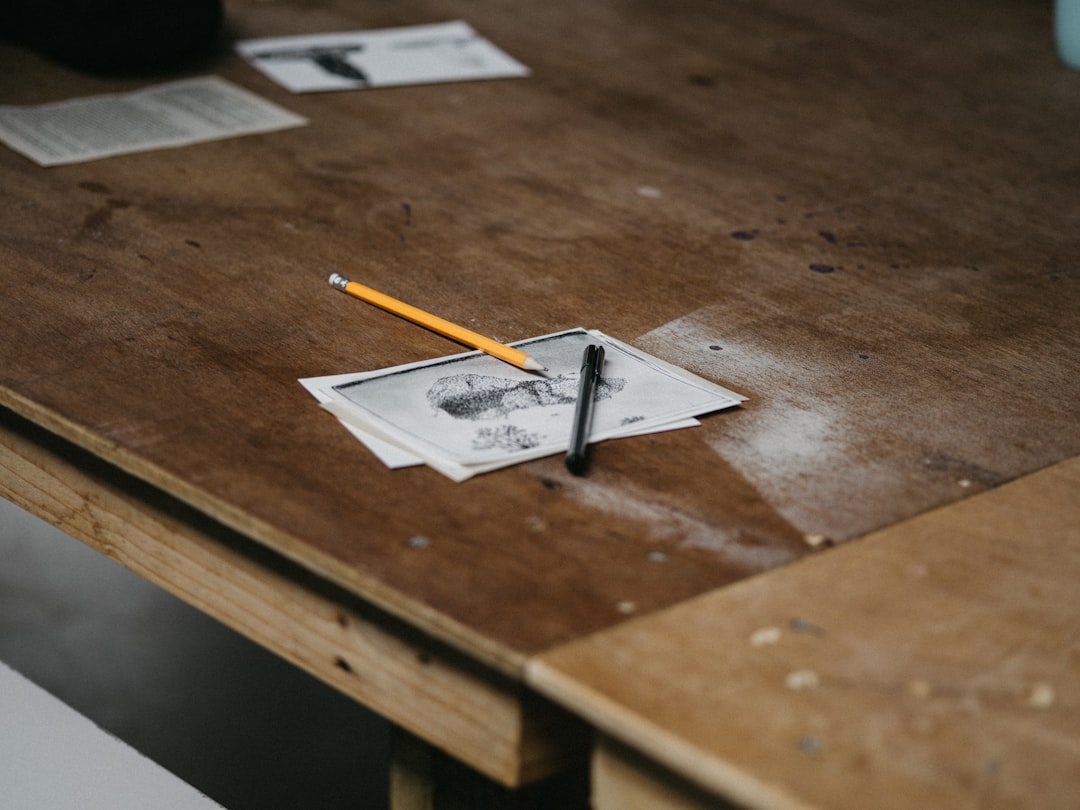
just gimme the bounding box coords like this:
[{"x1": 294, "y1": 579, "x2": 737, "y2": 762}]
[
  {"x1": 566, "y1": 344, "x2": 605, "y2": 476},
  {"x1": 0, "y1": 0, "x2": 224, "y2": 75},
  {"x1": 252, "y1": 45, "x2": 370, "y2": 84}
]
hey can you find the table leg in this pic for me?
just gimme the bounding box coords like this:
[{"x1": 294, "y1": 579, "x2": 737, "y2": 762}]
[
  {"x1": 389, "y1": 728, "x2": 589, "y2": 810},
  {"x1": 591, "y1": 737, "x2": 738, "y2": 810},
  {"x1": 390, "y1": 729, "x2": 435, "y2": 810}
]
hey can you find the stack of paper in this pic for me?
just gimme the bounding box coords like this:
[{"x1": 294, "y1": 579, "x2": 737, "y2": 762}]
[
  {"x1": 0, "y1": 77, "x2": 305, "y2": 167},
  {"x1": 301, "y1": 329, "x2": 745, "y2": 481},
  {"x1": 236, "y1": 21, "x2": 529, "y2": 94},
  {"x1": 0, "y1": 21, "x2": 526, "y2": 167}
]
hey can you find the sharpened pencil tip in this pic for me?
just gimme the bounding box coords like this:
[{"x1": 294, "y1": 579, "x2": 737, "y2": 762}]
[{"x1": 523, "y1": 356, "x2": 547, "y2": 372}]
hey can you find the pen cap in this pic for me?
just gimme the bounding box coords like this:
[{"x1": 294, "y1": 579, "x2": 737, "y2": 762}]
[{"x1": 581, "y1": 344, "x2": 604, "y2": 372}]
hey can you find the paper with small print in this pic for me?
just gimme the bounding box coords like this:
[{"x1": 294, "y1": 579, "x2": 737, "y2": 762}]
[
  {"x1": 301, "y1": 329, "x2": 745, "y2": 481},
  {"x1": 0, "y1": 76, "x2": 306, "y2": 167},
  {"x1": 236, "y1": 21, "x2": 529, "y2": 93}
]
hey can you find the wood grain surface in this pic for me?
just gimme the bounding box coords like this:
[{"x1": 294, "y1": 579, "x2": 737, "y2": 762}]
[
  {"x1": 530, "y1": 456, "x2": 1080, "y2": 809},
  {"x1": 2, "y1": 0, "x2": 1079, "y2": 670}
]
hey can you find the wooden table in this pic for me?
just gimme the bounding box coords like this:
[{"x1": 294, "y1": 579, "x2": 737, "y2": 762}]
[{"x1": 2, "y1": 0, "x2": 1078, "y2": 807}]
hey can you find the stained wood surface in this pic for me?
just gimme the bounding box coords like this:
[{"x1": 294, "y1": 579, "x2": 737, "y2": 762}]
[
  {"x1": 2, "y1": 0, "x2": 1080, "y2": 672},
  {"x1": 530, "y1": 456, "x2": 1080, "y2": 809}
]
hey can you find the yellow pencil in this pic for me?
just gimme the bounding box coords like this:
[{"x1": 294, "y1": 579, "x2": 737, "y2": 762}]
[{"x1": 328, "y1": 273, "x2": 546, "y2": 372}]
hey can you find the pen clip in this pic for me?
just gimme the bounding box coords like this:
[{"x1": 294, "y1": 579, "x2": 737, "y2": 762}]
[{"x1": 581, "y1": 344, "x2": 604, "y2": 377}]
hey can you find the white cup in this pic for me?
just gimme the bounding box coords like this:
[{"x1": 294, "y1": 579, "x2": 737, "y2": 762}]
[{"x1": 1057, "y1": 0, "x2": 1080, "y2": 69}]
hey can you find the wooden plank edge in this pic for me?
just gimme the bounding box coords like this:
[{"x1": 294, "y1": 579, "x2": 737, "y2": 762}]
[
  {"x1": 0, "y1": 389, "x2": 525, "y2": 679},
  {"x1": 528, "y1": 655, "x2": 814, "y2": 810},
  {"x1": 526, "y1": 456, "x2": 1080, "y2": 808},
  {"x1": 0, "y1": 406, "x2": 587, "y2": 787}
]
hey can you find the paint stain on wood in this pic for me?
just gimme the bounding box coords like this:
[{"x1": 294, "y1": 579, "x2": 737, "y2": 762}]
[
  {"x1": 786, "y1": 669, "x2": 821, "y2": 690},
  {"x1": 82, "y1": 198, "x2": 131, "y2": 231},
  {"x1": 749, "y1": 626, "x2": 782, "y2": 646},
  {"x1": 78, "y1": 181, "x2": 111, "y2": 194},
  {"x1": 83, "y1": 207, "x2": 112, "y2": 230}
]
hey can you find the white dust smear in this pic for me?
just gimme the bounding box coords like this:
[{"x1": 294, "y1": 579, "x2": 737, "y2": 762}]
[
  {"x1": 634, "y1": 310, "x2": 916, "y2": 542},
  {"x1": 563, "y1": 476, "x2": 799, "y2": 569}
]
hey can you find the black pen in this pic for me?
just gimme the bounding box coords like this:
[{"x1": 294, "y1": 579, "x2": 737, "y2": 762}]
[{"x1": 566, "y1": 344, "x2": 605, "y2": 475}]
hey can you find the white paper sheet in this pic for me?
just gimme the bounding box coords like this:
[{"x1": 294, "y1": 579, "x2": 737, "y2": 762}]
[
  {"x1": 0, "y1": 76, "x2": 306, "y2": 167},
  {"x1": 302, "y1": 329, "x2": 745, "y2": 480},
  {"x1": 236, "y1": 21, "x2": 529, "y2": 93},
  {"x1": 299, "y1": 373, "x2": 424, "y2": 468}
]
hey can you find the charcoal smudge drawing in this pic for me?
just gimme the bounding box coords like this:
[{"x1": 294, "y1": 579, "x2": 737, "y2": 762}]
[
  {"x1": 312, "y1": 327, "x2": 744, "y2": 474},
  {"x1": 427, "y1": 372, "x2": 626, "y2": 420}
]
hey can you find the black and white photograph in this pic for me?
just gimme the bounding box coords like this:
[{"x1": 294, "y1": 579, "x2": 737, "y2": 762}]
[{"x1": 307, "y1": 329, "x2": 744, "y2": 478}]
